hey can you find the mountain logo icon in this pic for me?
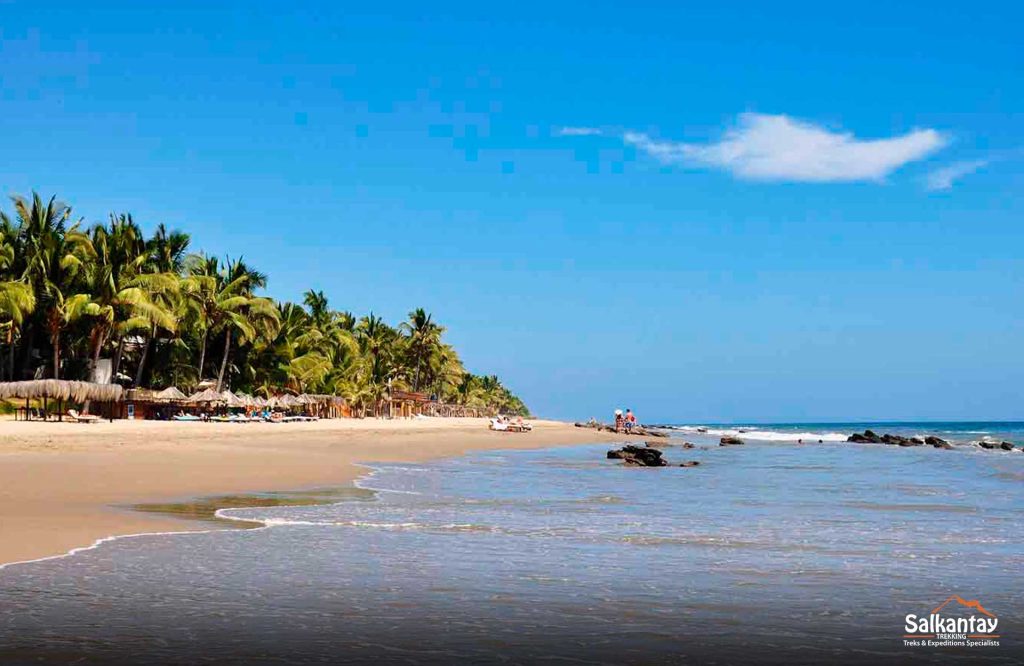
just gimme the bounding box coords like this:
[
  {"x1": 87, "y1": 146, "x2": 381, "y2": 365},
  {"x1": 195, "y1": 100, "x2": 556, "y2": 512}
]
[{"x1": 932, "y1": 595, "x2": 996, "y2": 618}]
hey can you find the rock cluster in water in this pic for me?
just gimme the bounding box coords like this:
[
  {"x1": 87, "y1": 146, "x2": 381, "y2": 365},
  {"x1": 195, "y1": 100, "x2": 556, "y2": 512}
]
[
  {"x1": 847, "y1": 430, "x2": 935, "y2": 447},
  {"x1": 575, "y1": 422, "x2": 669, "y2": 438},
  {"x1": 606, "y1": 444, "x2": 700, "y2": 468},
  {"x1": 719, "y1": 436, "x2": 745, "y2": 446},
  {"x1": 978, "y1": 440, "x2": 1015, "y2": 451},
  {"x1": 847, "y1": 430, "x2": 1016, "y2": 452}
]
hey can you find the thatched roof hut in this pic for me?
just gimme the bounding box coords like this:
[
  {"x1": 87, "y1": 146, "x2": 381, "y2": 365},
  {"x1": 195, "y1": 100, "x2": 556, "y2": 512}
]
[
  {"x1": 0, "y1": 380, "x2": 124, "y2": 403},
  {"x1": 307, "y1": 393, "x2": 346, "y2": 406},
  {"x1": 155, "y1": 386, "x2": 188, "y2": 402},
  {"x1": 188, "y1": 388, "x2": 224, "y2": 404}
]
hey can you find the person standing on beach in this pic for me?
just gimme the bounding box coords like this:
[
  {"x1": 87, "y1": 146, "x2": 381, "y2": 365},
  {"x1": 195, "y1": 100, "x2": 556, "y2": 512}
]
[
  {"x1": 625, "y1": 409, "x2": 636, "y2": 432},
  {"x1": 614, "y1": 409, "x2": 624, "y2": 432}
]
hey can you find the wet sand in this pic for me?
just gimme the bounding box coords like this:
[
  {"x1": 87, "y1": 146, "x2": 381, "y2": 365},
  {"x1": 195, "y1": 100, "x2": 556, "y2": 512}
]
[{"x1": 0, "y1": 417, "x2": 629, "y2": 566}]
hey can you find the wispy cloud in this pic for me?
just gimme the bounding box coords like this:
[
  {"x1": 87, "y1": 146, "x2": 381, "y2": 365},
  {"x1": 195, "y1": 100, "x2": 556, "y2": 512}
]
[
  {"x1": 924, "y1": 159, "x2": 988, "y2": 191},
  {"x1": 557, "y1": 126, "x2": 602, "y2": 136},
  {"x1": 622, "y1": 113, "x2": 948, "y2": 182}
]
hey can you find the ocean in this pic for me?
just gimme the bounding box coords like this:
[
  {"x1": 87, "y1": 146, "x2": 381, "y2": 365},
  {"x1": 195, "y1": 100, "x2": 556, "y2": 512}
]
[{"x1": 1, "y1": 422, "x2": 1022, "y2": 664}]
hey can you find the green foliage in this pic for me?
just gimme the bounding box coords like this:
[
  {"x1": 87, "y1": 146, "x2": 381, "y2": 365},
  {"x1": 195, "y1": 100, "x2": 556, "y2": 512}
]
[{"x1": 0, "y1": 192, "x2": 529, "y2": 416}]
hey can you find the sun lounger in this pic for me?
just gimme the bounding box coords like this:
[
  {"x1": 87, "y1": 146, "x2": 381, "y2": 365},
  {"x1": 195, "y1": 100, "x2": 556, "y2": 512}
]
[
  {"x1": 489, "y1": 418, "x2": 509, "y2": 431},
  {"x1": 67, "y1": 409, "x2": 100, "y2": 423},
  {"x1": 172, "y1": 414, "x2": 201, "y2": 422}
]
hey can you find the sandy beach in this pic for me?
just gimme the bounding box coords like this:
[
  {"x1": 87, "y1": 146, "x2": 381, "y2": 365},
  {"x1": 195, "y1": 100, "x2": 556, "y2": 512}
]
[{"x1": 0, "y1": 417, "x2": 629, "y2": 567}]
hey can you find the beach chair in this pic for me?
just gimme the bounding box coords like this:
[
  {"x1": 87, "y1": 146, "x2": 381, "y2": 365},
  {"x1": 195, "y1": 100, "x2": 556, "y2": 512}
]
[
  {"x1": 67, "y1": 409, "x2": 100, "y2": 424},
  {"x1": 489, "y1": 418, "x2": 509, "y2": 432}
]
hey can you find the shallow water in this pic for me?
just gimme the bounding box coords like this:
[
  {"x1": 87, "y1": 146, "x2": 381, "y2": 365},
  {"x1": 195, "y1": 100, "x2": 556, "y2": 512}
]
[{"x1": 1, "y1": 424, "x2": 1022, "y2": 664}]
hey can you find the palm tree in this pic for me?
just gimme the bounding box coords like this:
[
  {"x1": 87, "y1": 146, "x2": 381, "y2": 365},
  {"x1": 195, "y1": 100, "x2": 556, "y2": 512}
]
[
  {"x1": 17, "y1": 193, "x2": 93, "y2": 379},
  {"x1": 355, "y1": 313, "x2": 398, "y2": 415},
  {"x1": 303, "y1": 290, "x2": 330, "y2": 330},
  {"x1": 0, "y1": 215, "x2": 35, "y2": 380},
  {"x1": 212, "y1": 257, "x2": 278, "y2": 391},
  {"x1": 78, "y1": 215, "x2": 177, "y2": 383},
  {"x1": 400, "y1": 308, "x2": 443, "y2": 392},
  {"x1": 132, "y1": 224, "x2": 190, "y2": 385}
]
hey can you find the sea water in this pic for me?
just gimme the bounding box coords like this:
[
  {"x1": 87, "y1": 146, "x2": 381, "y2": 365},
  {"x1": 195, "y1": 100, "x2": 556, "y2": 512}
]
[{"x1": 1, "y1": 423, "x2": 1022, "y2": 664}]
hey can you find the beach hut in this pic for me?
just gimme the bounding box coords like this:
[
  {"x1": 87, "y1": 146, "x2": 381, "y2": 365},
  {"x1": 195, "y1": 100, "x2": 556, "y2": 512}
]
[
  {"x1": 0, "y1": 380, "x2": 124, "y2": 421},
  {"x1": 387, "y1": 390, "x2": 436, "y2": 419},
  {"x1": 122, "y1": 386, "x2": 189, "y2": 420}
]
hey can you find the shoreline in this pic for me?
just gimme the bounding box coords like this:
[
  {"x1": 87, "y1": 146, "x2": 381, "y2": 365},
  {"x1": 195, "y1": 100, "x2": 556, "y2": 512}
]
[{"x1": 0, "y1": 417, "x2": 634, "y2": 567}]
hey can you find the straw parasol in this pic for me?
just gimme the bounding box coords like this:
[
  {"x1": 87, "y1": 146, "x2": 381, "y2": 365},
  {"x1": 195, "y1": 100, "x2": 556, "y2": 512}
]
[
  {"x1": 154, "y1": 386, "x2": 188, "y2": 402},
  {"x1": 0, "y1": 380, "x2": 124, "y2": 403},
  {"x1": 277, "y1": 394, "x2": 300, "y2": 408},
  {"x1": 220, "y1": 390, "x2": 248, "y2": 408},
  {"x1": 187, "y1": 388, "x2": 224, "y2": 404}
]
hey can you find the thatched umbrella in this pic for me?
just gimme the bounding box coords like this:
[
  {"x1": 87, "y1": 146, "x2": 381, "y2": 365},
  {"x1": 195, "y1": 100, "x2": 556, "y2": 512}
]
[
  {"x1": 187, "y1": 388, "x2": 224, "y2": 405},
  {"x1": 0, "y1": 380, "x2": 124, "y2": 422},
  {"x1": 277, "y1": 394, "x2": 299, "y2": 408},
  {"x1": 0, "y1": 380, "x2": 124, "y2": 403},
  {"x1": 154, "y1": 386, "x2": 188, "y2": 402},
  {"x1": 220, "y1": 390, "x2": 247, "y2": 408}
]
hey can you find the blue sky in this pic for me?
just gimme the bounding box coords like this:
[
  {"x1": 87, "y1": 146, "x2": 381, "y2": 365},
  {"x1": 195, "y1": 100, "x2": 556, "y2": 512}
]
[{"x1": 2, "y1": 1, "x2": 1022, "y2": 421}]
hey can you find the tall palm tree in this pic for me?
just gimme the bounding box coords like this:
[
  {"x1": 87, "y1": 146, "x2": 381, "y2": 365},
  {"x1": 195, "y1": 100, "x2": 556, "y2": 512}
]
[
  {"x1": 183, "y1": 255, "x2": 246, "y2": 387},
  {"x1": 400, "y1": 308, "x2": 443, "y2": 392},
  {"x1": 78, "y1": 215, "x2": 177, "y2": 382},
  {"x1": 213, "y1": 257, "x2": 277, "y2": 392},
  {"x1": 355, "y1": 313, "x2": 398, "y2": 415},
  {"x1": 132, "y1": 224, "x2": 190, "y2": 385},
  {"x1": 303, "y1": 289, "x2": 330, "y2": 330},
  {"x1": 0, "y1": 215, "x2": 35, "y2": 380},
  {"x1": 17, "y1": 193, "x2": 93, "y2": 379}
]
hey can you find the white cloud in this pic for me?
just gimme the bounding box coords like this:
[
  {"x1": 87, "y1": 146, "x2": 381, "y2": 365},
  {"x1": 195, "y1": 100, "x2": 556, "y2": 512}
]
[
  {"x1": 924, "y1": 159, "x2": 988, "y2": 191},
  {"x1": 557, "y1": 126, "x2": 602, "y2": 136},
  {"x1": 623, "y1": 113, "x2": 949, "y2": 182}
]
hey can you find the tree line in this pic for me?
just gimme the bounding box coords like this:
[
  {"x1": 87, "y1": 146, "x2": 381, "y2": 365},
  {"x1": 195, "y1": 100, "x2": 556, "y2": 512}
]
[{"x1": 0, "y1": 193, "x2": 529, "y2": 416}]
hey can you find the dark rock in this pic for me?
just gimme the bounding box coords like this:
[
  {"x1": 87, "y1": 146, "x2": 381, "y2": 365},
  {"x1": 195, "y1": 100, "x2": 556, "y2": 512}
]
[
  {"x1": 932, "y1": 441, "x2": 954, "y2": 450},
  {"x1": 682, "y1": 442, "x2": 695, "y2": 449},
  {"x1": 848, "y1": 430, "x2": 883, "y2": 443},
  {"x1": 978, "y1": 440, "x2": 998, "y2": 450},
  {"x1": 719, "y1": 436, "x2": 745, "y2": 446},
  {"x1": 679, "y1": 461, "x2": 701, "y2": 467},
  {"x1": 607, "y1": 444, "x2": 667, "y2": 467},
  {"x1": 634, "y1": 427, "x2": 669, "y2": 438},
  {"x1": 909, "y1": 437, "x2": 925, "y2": 445},
  {"x1": 1001, "y1": 441, "x2": 1015, "y2": 451},
  {"x1": 925, "y1": 436, "x2": 949, "y2": 447}
]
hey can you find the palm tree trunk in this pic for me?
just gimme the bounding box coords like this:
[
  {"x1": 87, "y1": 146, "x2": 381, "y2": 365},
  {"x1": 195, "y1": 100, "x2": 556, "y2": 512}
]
[
  {"x1": 134, "y1": 325, "x2": 155, "y2": 386},
  {"x1": 3, "y1": 329, "x2": 12, "y2": 382},
  {"x1": 198, "y1": 330, "x2": 208, "y2": 380},
  {"x1": 51, "y1": 332, "x2": 60, "y2": 380},
  {"x1": 112, "y1": 336, "x2": 126, "y2": 382},
  {"x1": 19, "y1": 322, "x2": 35, "y2": 379},
  {"x1": 216, "y1": 329, "x2": 232, "y2": 392},
  {"x1": 90, "y1": 329, "x2": 107, "y2": 382}
]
